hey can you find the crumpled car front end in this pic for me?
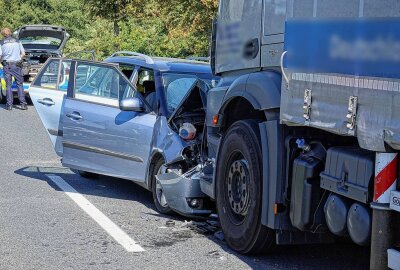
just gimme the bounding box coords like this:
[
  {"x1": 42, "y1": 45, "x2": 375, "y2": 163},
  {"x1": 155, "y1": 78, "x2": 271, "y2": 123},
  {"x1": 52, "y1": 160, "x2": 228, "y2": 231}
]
[
  {"x1": 154, "y1": 79, "x2": 214, "y2": 217},
  {"x1": 156, "y1": 164, "x2": 213, "y2": 217}
]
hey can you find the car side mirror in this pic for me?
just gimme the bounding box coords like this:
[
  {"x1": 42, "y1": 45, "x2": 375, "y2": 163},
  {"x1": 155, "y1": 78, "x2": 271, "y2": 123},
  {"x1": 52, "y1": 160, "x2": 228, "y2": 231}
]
[{"x1": 119, "y1": 97, "x2": 145, "y2": 112}]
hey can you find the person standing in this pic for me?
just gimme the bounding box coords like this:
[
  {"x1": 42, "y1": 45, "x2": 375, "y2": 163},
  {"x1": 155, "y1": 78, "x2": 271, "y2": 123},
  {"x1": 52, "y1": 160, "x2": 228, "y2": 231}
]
[{"x1": 0, "y1": 27, "x2": 27, "y2": 111}]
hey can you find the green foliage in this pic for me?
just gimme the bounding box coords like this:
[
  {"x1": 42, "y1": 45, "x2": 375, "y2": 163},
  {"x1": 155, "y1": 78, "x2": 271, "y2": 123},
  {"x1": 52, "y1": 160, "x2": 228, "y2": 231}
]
[{"x1": 0, "y1": 0, "x2": 218, "y2": 60}]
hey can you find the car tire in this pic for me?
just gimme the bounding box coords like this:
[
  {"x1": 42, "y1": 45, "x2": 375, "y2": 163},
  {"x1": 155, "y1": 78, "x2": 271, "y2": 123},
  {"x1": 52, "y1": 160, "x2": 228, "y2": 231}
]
[
  {"x1": 216, "y1": 120, "x2": 275, "y2": 254},
  {"x1": 77, "y1": 170, "x2": 98, "y2": 179},
  {"x1": 0, "y1": 86, "x2": 6, "y2": 104},
  {"x1": 150, "y1": 157, "x2": 173, "y2": 215}
]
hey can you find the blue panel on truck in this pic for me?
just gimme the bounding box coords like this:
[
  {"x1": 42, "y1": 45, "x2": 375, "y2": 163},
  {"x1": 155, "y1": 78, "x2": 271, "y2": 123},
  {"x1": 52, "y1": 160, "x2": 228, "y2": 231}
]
[
  {"x1": 284, "y1": 19, "x2": 400, "y2": 79},
  {"x1": 281, "y1": 7, "x2": 400, "y2": 152}
]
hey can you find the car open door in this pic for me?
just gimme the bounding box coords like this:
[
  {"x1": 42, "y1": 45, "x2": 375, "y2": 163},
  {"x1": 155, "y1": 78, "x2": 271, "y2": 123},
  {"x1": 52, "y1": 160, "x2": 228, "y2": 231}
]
[
  {"x1": 61, "y1": 60, "x2": 156, "y2": 182},
  {"x1": 29, "y1": 58, "x2": 71, "y2": 156}
]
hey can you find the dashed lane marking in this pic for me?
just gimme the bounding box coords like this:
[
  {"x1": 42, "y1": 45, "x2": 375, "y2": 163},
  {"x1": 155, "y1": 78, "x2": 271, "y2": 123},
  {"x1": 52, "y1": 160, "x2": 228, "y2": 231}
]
[{"x1": 45, "y1": 174, "x2": 145, "y2": 253}]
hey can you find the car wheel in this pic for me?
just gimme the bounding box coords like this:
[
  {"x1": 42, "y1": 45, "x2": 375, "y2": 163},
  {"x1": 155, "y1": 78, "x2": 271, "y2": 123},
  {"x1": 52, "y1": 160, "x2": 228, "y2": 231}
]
[
  {"x1": 0, "y1": 86, "x2": 6, "y2": 104},
  {"x1": 151, "y1": 157, "x2": 173, "y2": 215},
  {"x1": 77, "y1": 170, "x2": 98, "y2": 179},
  {"x1": 216, "y1": 120, "x2": 275, "y2": 254}
]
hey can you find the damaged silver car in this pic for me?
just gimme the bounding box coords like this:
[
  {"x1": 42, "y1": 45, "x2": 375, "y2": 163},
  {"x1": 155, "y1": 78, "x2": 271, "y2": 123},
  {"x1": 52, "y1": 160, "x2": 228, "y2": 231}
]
[{"x1": 29, "y1": 54, "x2": 217, "y2": 217}]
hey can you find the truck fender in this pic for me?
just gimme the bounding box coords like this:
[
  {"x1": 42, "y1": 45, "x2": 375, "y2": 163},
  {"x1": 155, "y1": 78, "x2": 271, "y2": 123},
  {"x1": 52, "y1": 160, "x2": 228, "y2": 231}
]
[
  {"x1": 219, "y1": 71, "x2": 282, "y2": 117},
  {"x1": 219, "y1": 74, "x2": 249, "y2": 111},
  {"x1": 245, "y1": 71, "x2": 282, "y2": 110}
]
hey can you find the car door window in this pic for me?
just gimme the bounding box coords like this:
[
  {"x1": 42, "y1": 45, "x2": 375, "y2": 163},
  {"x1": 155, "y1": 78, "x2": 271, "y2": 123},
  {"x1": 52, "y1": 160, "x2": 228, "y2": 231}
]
[
  {"x1": 136, "y1": 68, "x2": 155, "y2": 95},
  {"x1": 32, "y1": 59, "x2": 72, "y2": 91},
  {"x1": 59, "y1": 61, "x2": 71, "y2": 91},
  {"x1": 32, "y1": 59, "x2": 59, "y2": 89},
  {"x1": 119, "y1": 64, "x2": 135, "y2": 80},
  {"x1": 73, "y1": 62, "x2": 137, "y2": 107},
  {"x1": 134, "y1": 68, "x2": 156, "y2": 111}
]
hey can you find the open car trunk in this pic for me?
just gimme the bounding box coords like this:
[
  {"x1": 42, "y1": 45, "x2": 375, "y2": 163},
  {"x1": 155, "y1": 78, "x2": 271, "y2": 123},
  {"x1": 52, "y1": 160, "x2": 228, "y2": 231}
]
[{"x1": 13, "y1": 25, "x2": 69, "y2": 83}]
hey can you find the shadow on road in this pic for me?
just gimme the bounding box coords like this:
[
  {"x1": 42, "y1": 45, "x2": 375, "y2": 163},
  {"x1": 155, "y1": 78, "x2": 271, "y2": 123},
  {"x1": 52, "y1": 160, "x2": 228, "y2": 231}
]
[
  {"x1": 206, "y1": 236, "x2": 370, "y2": 270},
  {"x1": 15, "y1": 165, "x2": 156, "y2": 209},
  {"x1": 14, "y1": 165, "x2": 370, "y2": 270}
]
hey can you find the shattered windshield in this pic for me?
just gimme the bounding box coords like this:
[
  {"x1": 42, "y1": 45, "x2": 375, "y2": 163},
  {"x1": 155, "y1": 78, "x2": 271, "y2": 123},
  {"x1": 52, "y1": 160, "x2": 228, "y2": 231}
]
[{"x1": 163, "y1": 73, "x2": 198, "y2": 114}]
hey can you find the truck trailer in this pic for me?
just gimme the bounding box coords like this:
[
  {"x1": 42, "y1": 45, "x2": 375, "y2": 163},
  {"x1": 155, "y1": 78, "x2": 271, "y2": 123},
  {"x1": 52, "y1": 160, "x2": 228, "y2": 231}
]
[{"x1": 199, "y1": 0, "x2": 400, "y2": 269}]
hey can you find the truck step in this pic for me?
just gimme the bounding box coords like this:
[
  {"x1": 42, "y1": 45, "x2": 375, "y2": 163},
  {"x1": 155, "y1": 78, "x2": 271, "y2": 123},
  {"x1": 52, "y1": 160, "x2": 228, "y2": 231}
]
[
  {"x1": 388, "y1": 248, "x2": 400, "y2": 270},
  {"x1": 390, "y1": 191, "x2": 400, "y2": 213}
]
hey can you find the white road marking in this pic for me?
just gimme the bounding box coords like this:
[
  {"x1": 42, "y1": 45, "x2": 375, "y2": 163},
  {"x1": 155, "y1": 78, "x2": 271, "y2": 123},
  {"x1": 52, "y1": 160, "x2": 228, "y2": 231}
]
[{"x1": 46, "y1": 174, "x2": 145, "y2": 253}]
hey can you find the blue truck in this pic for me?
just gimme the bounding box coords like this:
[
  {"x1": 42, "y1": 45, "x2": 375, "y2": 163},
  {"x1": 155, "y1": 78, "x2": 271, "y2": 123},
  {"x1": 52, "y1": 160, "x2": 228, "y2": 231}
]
[{"x1": 195, "y1": 0, "x2": 400, "y2": 269}]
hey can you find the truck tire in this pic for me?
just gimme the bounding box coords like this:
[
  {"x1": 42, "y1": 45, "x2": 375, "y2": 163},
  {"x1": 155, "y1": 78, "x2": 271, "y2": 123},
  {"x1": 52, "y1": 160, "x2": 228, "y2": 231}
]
[
  {"x1": 216, "y1": 120, "x2": 275, "y2": 254},
  {"x1": 150, "y1": 157, "x2": 173, "y2": 215}
]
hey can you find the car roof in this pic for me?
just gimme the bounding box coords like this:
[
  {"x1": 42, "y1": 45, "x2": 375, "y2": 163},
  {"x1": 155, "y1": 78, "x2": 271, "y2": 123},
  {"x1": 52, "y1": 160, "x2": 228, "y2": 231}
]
[{"x1": 103, "y1": 55, "x2": 212, "y2": 74}]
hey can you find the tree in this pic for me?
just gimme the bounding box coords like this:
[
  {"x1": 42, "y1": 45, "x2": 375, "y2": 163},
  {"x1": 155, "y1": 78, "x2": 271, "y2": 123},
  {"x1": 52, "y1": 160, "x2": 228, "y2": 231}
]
[
  {"x1": 119, "y1": 0, "x2": 218, "y2": 57},
  {"x1": 0, "y1": 0, "x2": 219, "y2": 59},
  {"x1": 84, "y1": 0, "x2": 135, "y2": 37}
]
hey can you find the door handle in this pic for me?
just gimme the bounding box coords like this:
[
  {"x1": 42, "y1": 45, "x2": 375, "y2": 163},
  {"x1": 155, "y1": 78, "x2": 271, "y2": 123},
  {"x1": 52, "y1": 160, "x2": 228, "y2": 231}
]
[
  {"x1": 66, "y1": 111, "x2": 83, "y2": 120},
  {"x1": 37, "y1": 98, "x2": 55, "y2": 106},
  {"x1": 243, "y1": 38, "x2": 260, "y2": 60}
]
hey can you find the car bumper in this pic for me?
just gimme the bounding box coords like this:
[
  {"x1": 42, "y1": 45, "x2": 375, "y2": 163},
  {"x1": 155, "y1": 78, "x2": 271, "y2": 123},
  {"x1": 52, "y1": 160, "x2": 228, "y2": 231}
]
[{"x1": 156, "y1": 167, "x2": 212, "y2": 217}]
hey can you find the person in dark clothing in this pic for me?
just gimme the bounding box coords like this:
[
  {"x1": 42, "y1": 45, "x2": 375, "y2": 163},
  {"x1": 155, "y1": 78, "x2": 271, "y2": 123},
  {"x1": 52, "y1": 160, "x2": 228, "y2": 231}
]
[{"x1": 0, "y1": 27, "x2": 27, "y2": 111}]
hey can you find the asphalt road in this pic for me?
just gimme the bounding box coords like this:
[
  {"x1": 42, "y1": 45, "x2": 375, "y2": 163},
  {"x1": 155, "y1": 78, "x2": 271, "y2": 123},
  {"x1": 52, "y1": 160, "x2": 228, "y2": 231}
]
[{"x1": 0, "y1": 102, "x2": 370, "y2": 270}]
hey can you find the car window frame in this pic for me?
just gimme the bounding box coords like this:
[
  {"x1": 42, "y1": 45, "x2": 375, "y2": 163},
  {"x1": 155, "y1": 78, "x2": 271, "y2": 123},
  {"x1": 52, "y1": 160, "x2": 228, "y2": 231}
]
[
  {"x1": 32, "y1": 57, "x2": 68, "y2": 91},
  {"x1": 118, "y1": 63, "x2": 136, "y2": 81},
  {"x1": 133, "y1": 65, "x2": 159, "y2": 113},
  {"x1": 66, "y1": 59, "x2": 151, "y2": 111}
]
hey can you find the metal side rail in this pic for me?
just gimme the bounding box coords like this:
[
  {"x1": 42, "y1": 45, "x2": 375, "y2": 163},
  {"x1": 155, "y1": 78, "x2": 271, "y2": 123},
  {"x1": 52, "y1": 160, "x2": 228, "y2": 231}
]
[{"x1": 388, "y1": 191, "x2": 400, "y2": 270}]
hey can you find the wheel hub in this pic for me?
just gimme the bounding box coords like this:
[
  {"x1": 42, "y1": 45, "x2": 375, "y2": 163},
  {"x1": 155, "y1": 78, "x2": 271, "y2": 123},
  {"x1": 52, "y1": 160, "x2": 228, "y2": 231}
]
[{"x1": 227, "y1": 159, "x2": 250, "y2": 216}]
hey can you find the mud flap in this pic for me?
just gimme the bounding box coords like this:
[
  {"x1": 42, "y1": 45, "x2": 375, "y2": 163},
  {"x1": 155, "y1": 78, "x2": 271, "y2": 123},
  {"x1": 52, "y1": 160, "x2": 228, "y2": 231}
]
[{"x1": 259, "y1": 120, "x2": 284, "y2": 229}]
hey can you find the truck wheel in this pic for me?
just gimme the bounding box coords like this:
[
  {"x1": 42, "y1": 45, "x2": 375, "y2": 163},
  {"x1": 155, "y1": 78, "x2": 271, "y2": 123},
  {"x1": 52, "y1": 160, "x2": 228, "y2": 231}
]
[
  {"x1": 216, "y1": 120, "x2": 275, "y2": 254},
  {"x1": 150, "y1": 157, "x2": 173, "y2": 215}
]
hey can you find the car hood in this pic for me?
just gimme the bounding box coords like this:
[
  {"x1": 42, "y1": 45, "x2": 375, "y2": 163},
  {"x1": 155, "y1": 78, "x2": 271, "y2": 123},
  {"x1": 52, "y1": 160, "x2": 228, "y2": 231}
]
[
  {"x1": 13, "y1": 25, "x2": 70, "y2": 53},
  {"x1": 168, "y1": 79, "x2": 209, "y2": 121}
]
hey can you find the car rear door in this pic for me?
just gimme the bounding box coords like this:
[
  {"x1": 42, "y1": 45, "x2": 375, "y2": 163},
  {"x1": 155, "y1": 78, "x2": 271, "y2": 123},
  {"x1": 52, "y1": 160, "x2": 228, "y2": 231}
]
[
  {"x1": 29, "y1": 58, "x2": 71, "y2": 156},
  {"x1": 62, "y1": 60, "x2": 156, "y2": 182}
]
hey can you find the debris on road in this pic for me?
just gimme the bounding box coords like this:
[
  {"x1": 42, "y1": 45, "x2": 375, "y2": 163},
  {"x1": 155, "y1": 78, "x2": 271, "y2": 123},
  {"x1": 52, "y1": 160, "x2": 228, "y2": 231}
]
[
  {"x1": 140, "y1": 215, "x2": 150, "y2": 221},
  {"x1": 207, "y1": 250, "x2": 226, "y2": 261},
  {"x1": 165, "y1": 219, "x2": 175, "y2": 227},
  {"x1": 179, "y1": 219, "x2": 220, "y2": 235}
]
